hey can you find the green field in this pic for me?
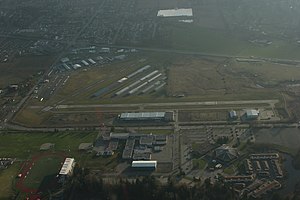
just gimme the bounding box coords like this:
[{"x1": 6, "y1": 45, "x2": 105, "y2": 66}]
[
  {"x1": 192, "y1": 158, "x2": 207, "y2": 170},
  {"x1": 0, "y1": 132, "x2": 119, "y2": 169},
  {"x1": 0, "y1": 163, "x2": 20, "y2": 200},
  {"x1": 0, "y1": 131, "x2": 122, "y2": 198},
  {"x1": 0, "y1": 132, "x2": 96, "y2": 159},
  {"x1": 23, "y1": 155, "x2": 64, "y2": 189}
]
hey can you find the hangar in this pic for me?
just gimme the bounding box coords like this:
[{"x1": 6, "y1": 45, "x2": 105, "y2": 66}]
[
  {"x1": 119, "y1": 112, "x2": 174, "y2": 121},
  {"x1": 119, "y1": 112, "x2": 167, "y2": 121},
  {"x1": 131, "y1": 160, "x2": 157, "y2": 169}
]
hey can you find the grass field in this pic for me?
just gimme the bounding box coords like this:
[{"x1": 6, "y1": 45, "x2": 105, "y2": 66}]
[
  {"x1": 23, "y1": 154, "x2": 64, "y2": 190},
  {"x1": 0, "y1": 55, "x2": 55, "y2": 88},
  {"x1": 254, "y1": 128, "x2": 300, "y2": 156},
  {"x1": 192, "y1": 158, "x2": 207, "y2": 170},
  {"x1": 0, "y1": 131, "x2": 121, "y2": 170},
  {"x1": 0, "y1": 132, "x2": 97, "y2": 159},
  {"x1": 0, "y1": 131, "x2": 122, "y2": 198},
  {"x1": 0, "y1": 163, "x2": 20, "y2": 200}
]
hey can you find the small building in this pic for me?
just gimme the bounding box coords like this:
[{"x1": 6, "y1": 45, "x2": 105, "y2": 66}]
[
  {"x1": 140, "y1": 135, "x2": 154, "y2": 147},
  {"x1": 132, "y1": 160, "x2": 157, "y2": 169},
  {"x1": 224, "y1": 175, "x2": 254, "y2": 183},
  {"x1": 229, "y1": 110, "x2": 238, "y2": 119},
  {"x1": 78, "y1": 143, "x2": 93, "y2": 151},
  {"x1": 109, "y1": 132, "x2": 129, "y2": 140},
  {"x1": 40, "y1": 143, "x2": 55, "y2": 151},
  {"x1": 59, "y1": 158, "x2": 75, "y2": 177},
  {"x1": 246, "y1": 109, "x2": 259, "y2": 119},
  {"x1": 8, "y1": 84, "x2": 18, "y2": 91},
  {"x1": 0, "y1": 158, "x2": 14, "y2": 169},
  {"x1": 154, "y1": 135, "x2": 167, "y2": 145},
  {"x1": 61, "y1": 57, "x2": 70, "y2": 63}
]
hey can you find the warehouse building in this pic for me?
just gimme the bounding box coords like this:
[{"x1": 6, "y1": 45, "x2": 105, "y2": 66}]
[
  {"x1": 246, "y1": 109, "x2": 259, "y2": 119},
  {"x1": 119, "y1": 112, "x2": 174, "y2": 121},
  {"x1": 131, "y1": 160, "x2": 157, "y2": 169}
]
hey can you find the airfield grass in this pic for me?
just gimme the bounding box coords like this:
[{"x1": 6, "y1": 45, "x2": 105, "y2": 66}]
[
  {"x1": 0, "y1": 132, "x2": 96, "y2": 159},
  {"x1": 0, "y1": 163, "x2": 20, "y2": 200},
  {"x1": 23, "y1": 155, "x2": 63, "y2": 189},
  {"x1": 13, "y1": 108, "x2": 51, "y2": 127}
]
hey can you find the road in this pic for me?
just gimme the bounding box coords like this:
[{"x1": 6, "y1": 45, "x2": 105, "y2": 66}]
[{"x1": 55, "y1": 99, "x2": 279, "y2": 109}]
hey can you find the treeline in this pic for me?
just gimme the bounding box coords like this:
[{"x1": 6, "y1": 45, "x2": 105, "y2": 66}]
[
  {"x1": 62, "y1": 166, "x2": 288, "y2": 200},
  {"x1": 63, "y1": 167, "x2": 236, "y2": 200}
]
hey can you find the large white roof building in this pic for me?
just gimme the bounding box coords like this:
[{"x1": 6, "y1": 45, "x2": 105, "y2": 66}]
[{"x1": 59, "y1": 158, "x2": 75, "y2": 176}]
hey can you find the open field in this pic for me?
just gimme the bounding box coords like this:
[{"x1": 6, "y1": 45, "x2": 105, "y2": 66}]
[
  {"x1": 0, "y1": 55, "x2": 55, "y2": 88},
  {"x1": 150, "y1": 0, "x2": 300, "y2": 59},
  {"x1": 0, "y1": 132, "x2": 95, "y2": 159},
  {"x1": 0, "y1": 163, "x2": 19, "y2": 200},
  {"x1": 254, "y1": 128, "x2": 300, "y2": 155},
  {"x1": 0, "y1": 131, "x2": 120, "y2": 170},
  {"x1": 20, "y1": 153, "x2": 65, "y2": 192}
]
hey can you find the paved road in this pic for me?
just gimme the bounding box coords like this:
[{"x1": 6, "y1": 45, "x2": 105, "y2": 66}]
[{"x1": 56, "y1": 99, "x2": 279, "y2": 109}]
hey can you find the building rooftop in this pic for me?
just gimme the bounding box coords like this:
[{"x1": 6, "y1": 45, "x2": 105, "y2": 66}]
[
  {"x1": 59, "y1": 158, "x2": 75, "y2": 175},
  {"x1": 215, "y1": 145, "x2": 238, "y2": 162},
  {"x1": 246, "y1": 109, "x2": 259, "y2": 116},
  {"x1": 120, "y1": 112, "x2": 166, "y2": 120},
  {"x1": 132, "y1": 160, "x2": 157, "y2": 168}
]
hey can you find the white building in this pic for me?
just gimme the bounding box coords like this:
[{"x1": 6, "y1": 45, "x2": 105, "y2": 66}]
[
  {"x1": 59, "y1": 158, "x2": 75, "y2": 176},
  {"x1": 132, "y1": 160, "x2": 157, "y2": 169},
  {"x1": 246, "y1": 109, "x2": 259, "y2": 119}
]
